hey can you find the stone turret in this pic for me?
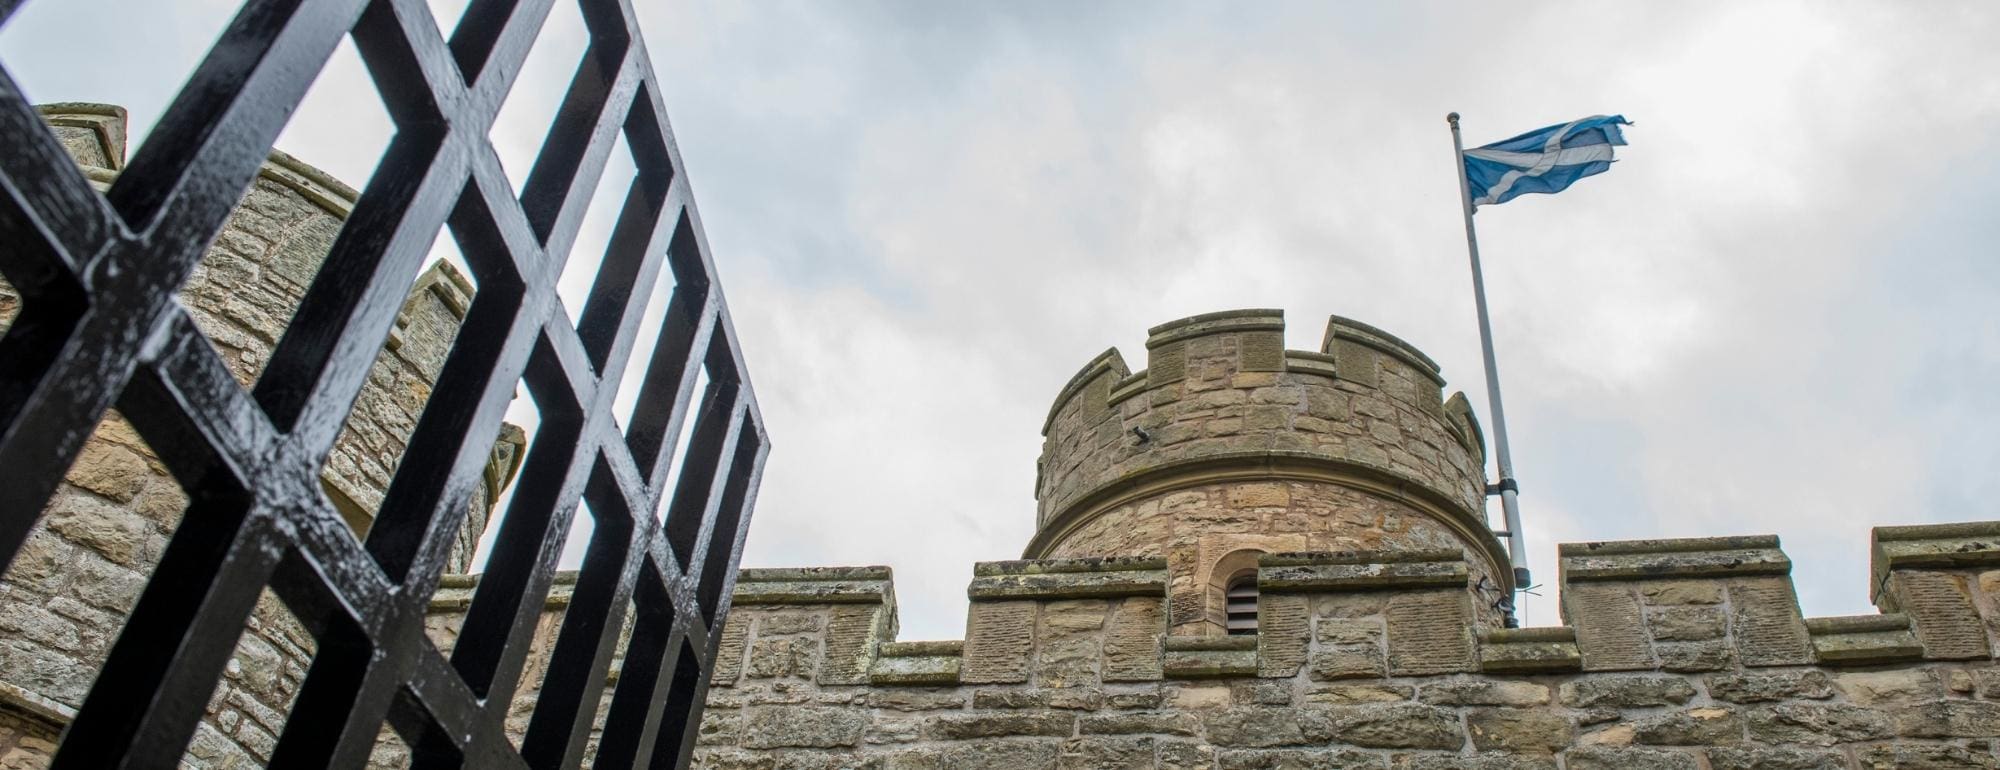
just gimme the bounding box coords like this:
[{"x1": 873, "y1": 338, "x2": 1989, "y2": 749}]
[{"x1": 1030, "y1": 309, "x2": 1508, "y2": 633}]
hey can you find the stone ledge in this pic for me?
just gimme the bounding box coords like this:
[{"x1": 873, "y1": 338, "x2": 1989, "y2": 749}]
[
  {"x1": 735, "y1": 566, "x2": 894, "y2": 606},
  {"x1": 1323, "y1": 314, "x2": 1445, "y2": 386},
  {"x1": 0, "y1": 681, "x2": 74, "y2": 728},
  {"x1": 1163, "y1": 635, "x2": 1257, "y2": 678},
  {"x1": 1478, "y1": 627, "x2": 1582, "y2": 674},
  {"x1": 1871, "y1": 521, "x2": 2000, "y2": 588},
  {"x1": 871, "y1": 641, "x2": 963, "y2": 686},
  {"x1": 1558, "y1": 535, "x2": 1789, "y2": 581},
  {"x1": 1145, "y1": 308, "x2": 1286, "y2": 349},
  {"x1": 1258, "y1": 551, "x2": 1469, "y2": 593},
  {"x1": 1806, "y1": 613, "x2": 1924, "y2": 666},
  {"x1": 968, "y1": 558, "x2": 1167, "y2": 601}
]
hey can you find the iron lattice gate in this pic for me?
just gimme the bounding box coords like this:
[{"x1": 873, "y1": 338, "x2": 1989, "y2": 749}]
[{"x1": 0, "y1": 0, "x2": 767, "y2": 767}]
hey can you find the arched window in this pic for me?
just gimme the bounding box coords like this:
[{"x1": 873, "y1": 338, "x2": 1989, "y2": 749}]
[{"x1": 1224, "y1": 569, "x2": 1259, "y2": 635}]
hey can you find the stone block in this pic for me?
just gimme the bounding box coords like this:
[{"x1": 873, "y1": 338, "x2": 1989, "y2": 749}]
[
  {"x1": 961, "y1": 601, "x2": 1035, "y2": 684},
  {"x1": 871, "y1": 641, "x2": 962, "y2": 686},
  {"x1": 1705, "y1": 670, "x2": 1833, "y2": 703},
  {"x1": 1704, "y1": 747, "x2": 1846, "y2": 770},
  {"x1": 1561, "y1": 747, "x2": 1699, "y2": 770},
  {"x1": 1101, "y1": 596, "x2": 1164, "y2": 682},
  {"x1": 823, "y1": 604, "x2": 889, "y2": 686},
  {"x1": 1806, "y1": 613, "x2": 1924, "y2": 665},
  {"x1": 1255, "y1": 593, "x2": 1308, "y2": 678},
  {"x1": 1727, "y1": 576, "x2": 1812, "y2": 666},
  {"x1": 1477, "y1": 626, "x2": 1581, "y2": 674},
  {"x1": 1202, "y1": 706, "x2": 1305, "y2": 747},
  {"x1": 1467, "y1": 708, "x2": 1574, "y2": 753},
  {"x1": 1744, "y1": 703, "x2": 1894, "y2": 746},
  {"x1": 1559, "y1": 675, "x2": 1695, "y2": 709},
  {"x1": 923, "y1": 712, "x2": 1074, "y2": 740},
  {"x1": 968, "y1": 558, "x2": 1168, "y2": 601},
  {"x1": 1385, "y1": 589, "x2": 1474, "y2": 675},
  {"x1": 1307, "y1": 704, "x2": 1465, "y2": 750},
  {"x1": 740, "y1": 706, "x2": 866, "y2": 749},
  {"x1": 1883, "y1": 570, "x2": 1990, "y2": 660},
  {"x1": 1564, "y1": 583, "x2": 1656, "y2": 671},
  {"x1": 1419, "y1": 679, "x2": 1551, "y2": 707},
  {"x1": 1629, "y1": 706, "x2": 1741, "y2": 745},
  {"x1": 1163, "y1": 636, "x2": 1256, "y2": 679}
]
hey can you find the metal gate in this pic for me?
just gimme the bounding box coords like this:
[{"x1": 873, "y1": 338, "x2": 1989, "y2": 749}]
[{"x1": 0, "y1": 0, "x2": 766, "y2": 766}]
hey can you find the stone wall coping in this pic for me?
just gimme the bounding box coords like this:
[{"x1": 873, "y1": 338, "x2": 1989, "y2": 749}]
[
  {"x1": 430, "y1": 570, "x2": 578, "y2": 612},
  {"x1": 879, "y1": 640, "x2": 964, "y2": 658},
  {"x1": 0, "y1": 681, "x2": 75, "y2": 728},
  {"x1": 740, "y1": 566, "x2": 893, "y2": 581},
  {"x1": 1556, "y1": 534, "x2": 1779, "y2": 557},
  {"x1": 1870, "y1": 521, "x2": 2000, "y2": 580},
  {"x1": 1477, "y1": 626, "x2": 1583, "y2": 674},
  {"x1": 37, "y1": 102, "x2": 127, "y2": 171},
  {"x1": 1323, "y1": 314, "x2": 1444, "y2": 384},
  {"x1": 1805, "y1": 613, "x2": 1924, "y2": 665},
  {"x1": 1258, "y1": 559, "x2": 1470, "y2": 593},
  {"x1": 966, "y1": 566, "x2": 1168, "y2": 601},
  {"x1": 1804, "y1": 613, "x2": 1913, "y2": 635},
  {"x1": 1144, "y1": 308, "x2": 1286, "y2": 348},
  {"x1": 1482, "y1": 626, "x2": 1577, "y2": 644},
  {"x1": 1259, "y1": 549, "x2": 1465, "y2": 568},
  {"x1": 1165, "y1": 636, "x2": 1259, "y2": 652},
  {"x1": 1559, "y1": 535, "x2": 1790, "y2": 582},
  {"x1": 972, "y1": 556, "x2": 1167, "y2": 577},
  {"x1": 734, "y1": 567, "x2": 895, "y2": 606}
]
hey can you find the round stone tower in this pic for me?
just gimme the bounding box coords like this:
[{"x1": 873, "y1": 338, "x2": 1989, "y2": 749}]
[{"x1": 1029, "y1": 309, "x2": 1511, "y2": 634}]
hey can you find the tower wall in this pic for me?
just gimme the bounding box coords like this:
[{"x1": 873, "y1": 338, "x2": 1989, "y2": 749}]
[
  {"x1": 0, "y1": 104, "x2": 523, "y2": 768},
  {"x1": 1032, "y1": 310, "x2": 1507, "y2": 633}
]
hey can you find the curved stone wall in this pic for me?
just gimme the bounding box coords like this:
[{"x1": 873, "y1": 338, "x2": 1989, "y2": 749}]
[
  {"x1": 0, "y1": 104, "x2": 522, "y2": 767},
  {"x1": 1031, "y1": 309, "x2": 1508, "y2": 632}
]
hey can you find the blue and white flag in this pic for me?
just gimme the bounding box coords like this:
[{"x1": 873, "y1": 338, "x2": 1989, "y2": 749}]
[{"x1": 1463, "y1": 115, "x2": 1631, "y2": 208}]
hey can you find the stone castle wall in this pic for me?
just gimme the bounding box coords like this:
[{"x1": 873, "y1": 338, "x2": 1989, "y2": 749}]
[
  {"x1": 1032, "y1": 310, "x2": 1508, "y2": 634},
  {"x1": 0, "y1": 105, "x2": 523, "y2": 767},
  {"x1": 694, "y1": 523, "x2": 2000, "y2": 769}
]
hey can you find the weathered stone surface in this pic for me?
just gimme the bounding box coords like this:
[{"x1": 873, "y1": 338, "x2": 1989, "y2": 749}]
[
  {"x1": 1853, "y1": 743, "x2": 2000, "y2": 769},
  {"x1": 1728, "y1": 576, "x2": 1813, "y2": 667},
  {"x1": 1308, "y1": 705, "x2": 1464, "y2": 750},
  {"x1": 1644, "y1": 606, "x2": 1725, "y2": 641},
  {"x1": 1305, "y1": 683, "x2": 1412, "y2": 705},
  {"x1": 1392, "y1": 756, "x2": 1556, "y2": 770},
  {"x1": 1706, "y1": 670, "x2": 1834, "y2": 703},
  {"x1": 1893, "y1": 699, "x2": 2000, "y2": 738},
  {"x1": 1256, "y1": 593, "x2": 1309, "y2": 678},
  {"x1": 923, "y1": 713, "x2": 1074, "y2": 740},
  {"x1": 823, "y1": 604, "x2": 887, "y2": 685},
  {"x1": 1078, "y1": 712, "x2": 1200, "y2": 736},
  {"x1": 1561, "y1": 747, "x2": 1700, "y2": 770},
  {"x1": 1704, "y1": 747, "x2": 1846, "y2": 770},
  {"x1": 1419, "y1": 679, "x2": 1550, "y2": 707},
  {"x1": 741, "y1": 707, "x2": 867, "y2": 748},
  {"x1": 1559, "y1": 676, "x2": 1696, "y2": 708},
  {"x1": 1102, "y1": 597, "x2": 1165, "y2": 682},
  {"x1": 1888, "y1": 570, "x2": 1991, "y2": 659},
  {"x1": 1566, "y1": 583, "x2": 1657, "y2": 671},
  {"x1": 1629, "y1": 706, "x2": 1740, "y2": 745},
  {"x1": 1215, "y1": 747, "x2": 1386, "y2": 770},
  {"x1": 1385, "y1": 590, "x2": 1474, "y2": 675},
  {"x1": 961, "y1": 601, "x2": 1035, "y2": 684},
  {"x1": 1746, "y1": 703, "x2": 1895, "y2": 746},
  {"x1": 939, "y1": 739, "x2": 1059, "y2": 770},
  {"x1": 1205, "y1": 706, "x2": 1306, "y2": 747},
  {"x1": 1467, "y1": 708, "x2": 1573, "y2": 753},
  {"x1": 1837, "y1": 668, "x2": 1942, "y2": 705}
]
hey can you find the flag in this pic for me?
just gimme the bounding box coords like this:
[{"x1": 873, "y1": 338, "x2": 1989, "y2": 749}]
[{"x1": 1462, "y1": 115, "x2": 1631, "y2": 208}]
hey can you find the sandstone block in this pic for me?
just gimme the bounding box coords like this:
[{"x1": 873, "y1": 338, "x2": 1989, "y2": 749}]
[
  {"x1": 1078, "y1": 712, "x2": 1199, "y2": 736},
  {"x1": 923, "y1": 712, "x2": 1073, "y2": 740},
  {"x1": 1745, "y1": 703, "x2": 1894, "y2": 746},
  {"x1": 1559, "y1": 675, "x2": 1696, "y2": 708},
  {"x1": 1308, "y1": 704, "x2": 1464, "y2": 750},
  {"x1": 1835, "y1": 668, "x2": 1942, "y2": 705},
  {"x1": 1561, "y1": 747, "x2": 1699, "y2": 770},
  {"x1": 1203, "y1": 706, "x2": 1304, "y2": 747},
  {"x1": 961, "y1": 601, "x2": 1034, "y2": 684},
  {"x1": 1419, "y1": 679, "x2": 1550, "y2": 707},
  {"x1": 1705, "y1": 670, "x2": 1833, "y2": 703},
  {"x1": 740, "y1": 706, "x2": 866, "y2": 749},
  {"x1": 940, "y1": 739, "x2": 1058, "y2": 770},
  {"x1": 1704, "y1": 747, "x2": 1846, "y2": 770},
  {"x1": 1467, "y1": 708, "x2": 1574, "y2": 753},
  {"x1": 1893, "y1": 699, "x2": 2000, "y2": 738},
  {"x1": 1629, "y1": 706, "x2": 1741, "y2": 745}
]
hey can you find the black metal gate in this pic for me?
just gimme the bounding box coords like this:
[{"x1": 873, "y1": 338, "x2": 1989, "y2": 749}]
[{"x1": 0, "y1": 0, "x2": 766, "y2": 766}]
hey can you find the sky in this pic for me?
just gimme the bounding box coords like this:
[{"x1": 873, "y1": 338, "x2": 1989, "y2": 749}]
[{"x1": 6, "y1": 1, "x2": 2000, "y2": 640}]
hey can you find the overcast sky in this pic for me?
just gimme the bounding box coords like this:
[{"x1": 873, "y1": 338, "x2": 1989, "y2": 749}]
[{"x1": 7, "y1": 1, "x2": 2000, "y2": 639}]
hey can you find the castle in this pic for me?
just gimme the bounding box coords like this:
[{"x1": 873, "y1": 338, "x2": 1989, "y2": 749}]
[{"x1": 5, "y1": 104, "x2": 2000, "y2": 769}]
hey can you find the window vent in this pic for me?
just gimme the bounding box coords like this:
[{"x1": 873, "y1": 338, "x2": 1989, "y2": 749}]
[{"x1": 1225, "y1": 571, "x2": 1258, "y2": 635}]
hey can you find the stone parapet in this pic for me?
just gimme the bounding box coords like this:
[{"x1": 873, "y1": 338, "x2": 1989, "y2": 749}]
[
  {"x1": 1028, "y1": 310, "x2": 1511, "y2": 634},
  {"x1": 698, "y1": 526, "x2": 2000, "y2": 769},
  {"x1": 1869, "y1": 521, "x2": 2000, "y2": 661},
  {"x1": 1558, "y1": 535, "x2": 1813, "y2": 673}
]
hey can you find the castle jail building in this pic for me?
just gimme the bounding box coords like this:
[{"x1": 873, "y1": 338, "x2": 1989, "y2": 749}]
[{"x1": 5, "y1": 105, "x2": 2000, "y2": 769}]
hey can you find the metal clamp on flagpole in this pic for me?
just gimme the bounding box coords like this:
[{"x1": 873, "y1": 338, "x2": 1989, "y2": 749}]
[{"x1": 1449, "y1": 112, "x2": 1531, "y2": 628}]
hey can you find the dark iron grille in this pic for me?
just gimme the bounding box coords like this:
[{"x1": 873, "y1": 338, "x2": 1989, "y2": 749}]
[{"x1": 0, "y1": 0, "x2": 768, "y2": 767}]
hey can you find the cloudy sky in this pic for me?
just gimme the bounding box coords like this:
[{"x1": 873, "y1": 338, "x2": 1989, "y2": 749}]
[{"x1": 7, "y1": 1, "x2": 2000, "y2": 639}]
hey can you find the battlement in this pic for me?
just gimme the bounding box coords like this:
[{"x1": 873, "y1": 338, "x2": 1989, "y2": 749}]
[
  {"x1": 697, "y1": 521, "x2": 2000, "y2": 768},
  {"x1": 1029, "y1": 309, "x2": 1510, "y2": 633}
]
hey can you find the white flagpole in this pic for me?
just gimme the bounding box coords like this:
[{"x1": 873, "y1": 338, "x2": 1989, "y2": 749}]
[{"x1": 1448, "y1": 112, "x2": 1529, "y2": 627}]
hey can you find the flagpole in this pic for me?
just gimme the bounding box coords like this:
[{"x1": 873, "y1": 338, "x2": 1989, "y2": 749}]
[{"x1": 1448, "y1": 112, "x2": 1529, "y2": 627}]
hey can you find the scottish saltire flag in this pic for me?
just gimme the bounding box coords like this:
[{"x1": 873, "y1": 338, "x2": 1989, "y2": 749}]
[{"x1": 1463, "y1": 115, "x2": 1631, "y2": 208}]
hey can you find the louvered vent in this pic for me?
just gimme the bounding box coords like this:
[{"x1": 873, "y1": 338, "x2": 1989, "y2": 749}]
[{"x1": 1225, "y1": 571, "x2": 1259, "y2": 635}]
